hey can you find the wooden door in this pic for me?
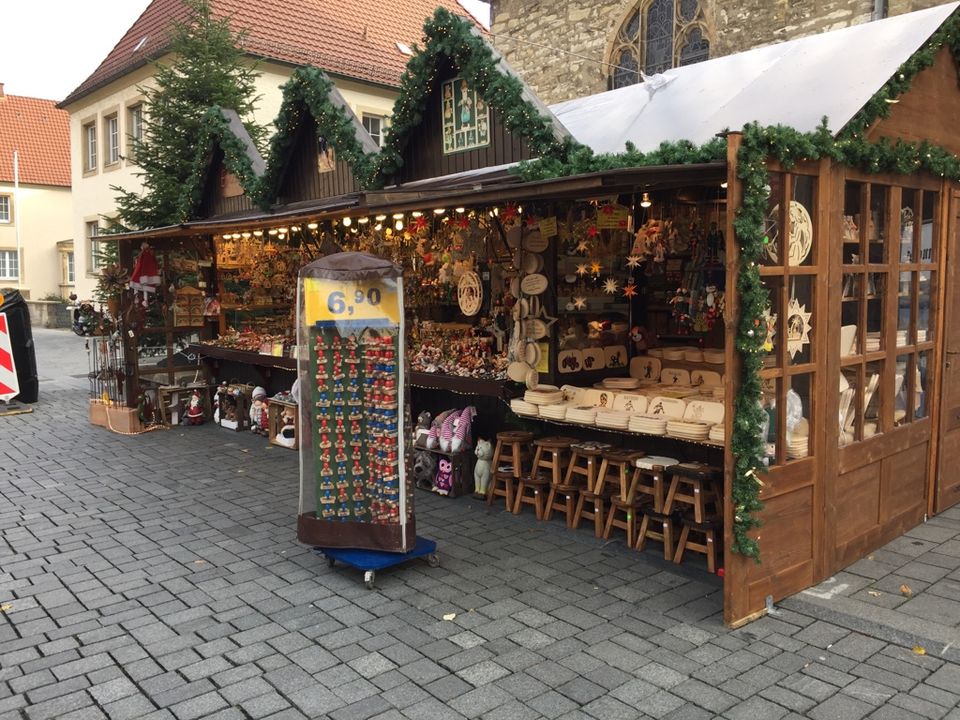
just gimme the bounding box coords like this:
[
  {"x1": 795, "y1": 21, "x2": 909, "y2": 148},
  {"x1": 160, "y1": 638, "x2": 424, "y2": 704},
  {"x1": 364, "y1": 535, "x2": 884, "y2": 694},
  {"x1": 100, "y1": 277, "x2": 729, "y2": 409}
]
[{"x1": 936, "y1": 190, "x2": 960, "y2": 512}]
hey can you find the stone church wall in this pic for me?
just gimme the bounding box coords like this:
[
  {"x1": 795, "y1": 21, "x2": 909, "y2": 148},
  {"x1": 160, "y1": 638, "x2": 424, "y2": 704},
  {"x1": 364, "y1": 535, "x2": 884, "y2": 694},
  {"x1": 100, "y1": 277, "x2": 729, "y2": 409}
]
[{"x1": 490, "y1": 0, "x2": 946, "y2": 105}]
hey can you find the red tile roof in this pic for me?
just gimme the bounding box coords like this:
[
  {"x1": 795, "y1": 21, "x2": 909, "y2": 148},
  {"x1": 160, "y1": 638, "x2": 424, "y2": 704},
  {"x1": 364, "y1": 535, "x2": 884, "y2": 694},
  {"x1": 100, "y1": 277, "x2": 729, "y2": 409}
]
[
  {"x1": 61, "y1": 0, "x2": 476, "y2": 107},
  {"x1": 0, "y1": 93, "x2": 71, "y2": 187}
]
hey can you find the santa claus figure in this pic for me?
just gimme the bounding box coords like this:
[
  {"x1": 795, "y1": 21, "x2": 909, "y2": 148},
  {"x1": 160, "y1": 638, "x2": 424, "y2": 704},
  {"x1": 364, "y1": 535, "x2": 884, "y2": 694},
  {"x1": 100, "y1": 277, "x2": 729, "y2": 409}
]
[
  {"x1": 129, "y1": 242, "x2": 161, "y2": 305},
  {"x1": 186, "y1": 390, "x2": 205, "y2": 425},
  {"x1": 249, "y1": 387, "x2": 269, "y2": 435}
]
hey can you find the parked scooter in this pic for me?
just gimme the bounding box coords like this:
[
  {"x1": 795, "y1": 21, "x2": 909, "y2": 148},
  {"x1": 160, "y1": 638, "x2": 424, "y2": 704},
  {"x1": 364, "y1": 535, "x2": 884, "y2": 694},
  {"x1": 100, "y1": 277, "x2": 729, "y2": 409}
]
[{"x1": 67, "y1": 293, "x2": 102, "y2": 336}]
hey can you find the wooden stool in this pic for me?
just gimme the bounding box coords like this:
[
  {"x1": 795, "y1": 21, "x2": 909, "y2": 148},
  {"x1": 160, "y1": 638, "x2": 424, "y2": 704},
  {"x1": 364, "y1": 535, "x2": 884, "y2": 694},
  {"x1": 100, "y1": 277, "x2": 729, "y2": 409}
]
[
  {"x1": 636, "y1": 508, "x2": 675, "y2": 560},
  {"x1": 674, "y1": 516, "x2": 722, "y2": 572},
  {"x1": 663, "y1": 463, "x2": 723, "y2": 522},
  {"x1": 599, "y1": 450, "x2": 645, "y2": 546},
  {"x1": 530, "y1": 437, "x2": 576, "y2": 525},
  {"x1": 486, "y1": 431, "x2": 533, "y2": 511},
  {"x1": 634, "y1": 456, "x2": 679, "y2": 556},
  {"x1": 569, "y1": 443, "x2": 611, "y2": 536}
]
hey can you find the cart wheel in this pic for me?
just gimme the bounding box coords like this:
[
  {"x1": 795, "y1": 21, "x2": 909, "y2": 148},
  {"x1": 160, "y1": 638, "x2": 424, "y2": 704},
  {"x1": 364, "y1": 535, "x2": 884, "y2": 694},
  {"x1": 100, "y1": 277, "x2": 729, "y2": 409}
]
[
  {"x1": 427, "y1": 553, "x2": 440, "y2": 568},
  {"x1": 364, "y1": 570, "x2": 375, "y2": 589},
  {"x1": 327, "y1": 557, "x2": 335, "y2": 568}
]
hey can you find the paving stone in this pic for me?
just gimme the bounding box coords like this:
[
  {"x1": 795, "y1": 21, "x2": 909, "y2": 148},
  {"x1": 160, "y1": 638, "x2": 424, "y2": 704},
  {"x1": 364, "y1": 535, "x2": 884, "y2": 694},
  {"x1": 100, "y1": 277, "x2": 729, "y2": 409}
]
[
  {"x1": 925, "y1": 663, "x2": 960, "y2": 693},
  {"x1": 526, "y1": 690, "x2": 579, "y2": 719},
  {"x1": 807, "y1": 694, "x2": 874, "y2": 720},
  {"x1": 448, "y1": 686, "x2": 512, "y2": 718}
]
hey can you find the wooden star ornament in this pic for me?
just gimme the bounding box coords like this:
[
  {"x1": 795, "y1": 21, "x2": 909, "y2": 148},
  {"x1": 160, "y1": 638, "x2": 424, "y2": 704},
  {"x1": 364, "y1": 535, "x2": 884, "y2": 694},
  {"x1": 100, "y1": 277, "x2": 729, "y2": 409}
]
[{"x1": 603, "y1": 278, "x2": 619, "y2": 294}]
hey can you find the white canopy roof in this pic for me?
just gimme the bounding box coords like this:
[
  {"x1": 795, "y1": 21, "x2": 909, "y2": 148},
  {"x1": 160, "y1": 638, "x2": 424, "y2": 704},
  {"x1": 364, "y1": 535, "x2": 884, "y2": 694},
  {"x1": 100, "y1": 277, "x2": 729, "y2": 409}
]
[{"x1": 550, "y1": 2, "x2": 958, "y2": 154}]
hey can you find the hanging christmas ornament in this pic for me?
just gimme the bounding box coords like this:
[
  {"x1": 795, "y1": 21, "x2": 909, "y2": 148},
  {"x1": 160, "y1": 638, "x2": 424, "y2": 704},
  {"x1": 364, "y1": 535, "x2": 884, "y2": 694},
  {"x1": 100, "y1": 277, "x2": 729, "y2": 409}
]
[
  {"x1": 626, "y1": 255, "x2": 642, "y2": 269},
  {"x1": 501, "y1": 204, "x2": 519, "y2": 223},
  {"x1": 785, "y1": 297, "x2": 812, "y2": 358},
  {"x1": 590, "y1": 261, "x2": 602, "y2": 275},
  {"x1": 410, "y1": 216, "x2": 429, "y2": 234},
  {"x1": 575, "y1": 263, "x2": 589, "y2": 276},
  {"x1": 572, "y1": 296, "x2": 587, "y2": 310},
  {"x1": 622, "y1": 282, "x2": 638, "y2": 298},
  {"x1": 576, "y1": 239, "x2": 591, "y2": 254},
  {"x1": 603, "y1": 278, "x2": 619, "y2": 294}
]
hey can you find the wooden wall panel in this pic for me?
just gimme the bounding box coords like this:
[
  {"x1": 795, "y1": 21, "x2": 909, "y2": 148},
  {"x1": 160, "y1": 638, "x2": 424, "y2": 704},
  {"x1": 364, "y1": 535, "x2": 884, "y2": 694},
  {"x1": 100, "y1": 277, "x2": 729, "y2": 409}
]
[
  {"x1": 276, "y1": 113, "x2": 361, "y2": 204},
  {"x1": 833, "y1": 463, "x2": 881, "y2": 546},
  {"x1": 869, "y1": 48, "x2": 960, "y2": 157},
  {"x1": 937, "y1": 428, "x2": 960, "y2": 509},
  {"x1": 397, "y1": 61, "x2": 535, "y2": 184},
  {"x1": 199, "y1": 149, "x2": 256, "y2": 219}
]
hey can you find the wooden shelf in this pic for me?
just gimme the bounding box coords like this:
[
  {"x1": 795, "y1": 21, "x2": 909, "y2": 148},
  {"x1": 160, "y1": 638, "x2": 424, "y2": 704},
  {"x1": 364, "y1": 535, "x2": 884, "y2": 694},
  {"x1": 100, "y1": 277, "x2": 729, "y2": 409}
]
[
  {"x1": 408, "y1": 371, "x2": 504, "y2": 397},
  {"x1": 189, "y1": 343, "x2": 297, "y2": 370}
]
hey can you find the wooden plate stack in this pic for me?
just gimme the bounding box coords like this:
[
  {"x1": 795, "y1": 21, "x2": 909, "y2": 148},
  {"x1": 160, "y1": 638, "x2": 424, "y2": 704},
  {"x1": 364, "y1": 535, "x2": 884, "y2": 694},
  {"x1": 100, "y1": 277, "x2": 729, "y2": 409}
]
[
  {"x1": 703, "y1": 348, "x2": 725, "y2": 364},
  {"x1": 596, "y1": 410, "x2": 631, "y2": 430},
  {"x1": 566, "y1": 406, "x2": 598, "y2": 425},
  {"x1": 524, "y1": 386, "x2": 564, "y2": 405},
  {"x1": 662, "y1": 347, "x2": 686, "y2": 361},
  {"x1": 602, "y1": 377, "x2": 640, "y2": 390},
  {"x1": 684, "y1": 348, "x2": 704, "y2": 362},
  {"x1": 666, "y1": 419, "x2": 712, "y2": 441},
  {"x1": 708, "y1": 424, "x2": 725, "y2": 443},
  {"x1": 787, "y1": 433, "x2": 809, "y2": 458},
  {"x1": 538, "y1": 403, "x2": 569, "y2": 421},
  {"x1": 510, "y1": 398, "x2": 540, "y2": 416},
  {"x1": 629, "y1": 414, "x2": 669, "y2": 435}
]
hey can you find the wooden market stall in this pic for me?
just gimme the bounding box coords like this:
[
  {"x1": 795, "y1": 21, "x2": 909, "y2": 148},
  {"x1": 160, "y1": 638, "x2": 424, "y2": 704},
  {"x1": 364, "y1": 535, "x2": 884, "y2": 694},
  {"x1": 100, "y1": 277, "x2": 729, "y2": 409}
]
[{"x1": 102, "y1": 3, "x2": 960, "y2": 626}]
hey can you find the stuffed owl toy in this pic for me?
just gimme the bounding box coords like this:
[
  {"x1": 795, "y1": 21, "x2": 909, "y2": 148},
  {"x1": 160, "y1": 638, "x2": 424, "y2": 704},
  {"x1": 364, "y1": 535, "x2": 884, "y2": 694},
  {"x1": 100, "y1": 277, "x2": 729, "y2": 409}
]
[{"x1": 435, "y1": 458, "x2": 454, "y2": 496}]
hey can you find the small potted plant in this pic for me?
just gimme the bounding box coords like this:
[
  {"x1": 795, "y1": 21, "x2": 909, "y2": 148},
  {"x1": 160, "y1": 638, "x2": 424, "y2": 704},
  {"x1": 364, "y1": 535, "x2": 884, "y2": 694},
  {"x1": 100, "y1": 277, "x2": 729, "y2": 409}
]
[{"x1": 96, "y1": 263, "x2": 129, "y2": 320}]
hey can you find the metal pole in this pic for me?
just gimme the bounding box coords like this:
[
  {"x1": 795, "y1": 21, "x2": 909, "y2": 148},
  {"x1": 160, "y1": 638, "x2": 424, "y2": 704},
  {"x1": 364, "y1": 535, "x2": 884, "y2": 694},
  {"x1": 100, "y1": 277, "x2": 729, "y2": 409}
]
[{"x1": 13, "y1": 150, "x2": 21, "y2": 290}]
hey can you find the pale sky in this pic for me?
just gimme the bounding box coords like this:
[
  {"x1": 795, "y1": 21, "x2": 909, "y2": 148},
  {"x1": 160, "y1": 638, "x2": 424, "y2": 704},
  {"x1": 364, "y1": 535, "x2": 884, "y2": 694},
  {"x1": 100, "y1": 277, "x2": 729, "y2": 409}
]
[
  {"x1": 2, "y1": 0, "x2": 489, "y2": 102},
  {"x1": 2, "y1": 1, "x2": 153, "y2": 101}
]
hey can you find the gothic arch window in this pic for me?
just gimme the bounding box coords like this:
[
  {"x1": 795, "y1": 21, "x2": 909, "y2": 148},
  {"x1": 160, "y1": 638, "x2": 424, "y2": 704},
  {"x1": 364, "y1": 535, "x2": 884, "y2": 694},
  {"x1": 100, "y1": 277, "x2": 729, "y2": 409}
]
[{"x1": 609, "y1": 0, "x2": 710, "y2": 88}]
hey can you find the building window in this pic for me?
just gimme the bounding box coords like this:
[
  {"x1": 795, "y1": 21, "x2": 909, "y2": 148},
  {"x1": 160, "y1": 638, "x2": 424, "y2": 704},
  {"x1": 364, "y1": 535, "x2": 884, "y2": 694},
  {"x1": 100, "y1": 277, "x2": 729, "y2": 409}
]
[
  {"x1": 0, "y1": 195, "x2": 10, "y2": 224},
  {"x1": 88, "y1": 221, "x2": 106, "y2": 272},
  {"x1": 105, "y1": 114, "x2": 120, "y2": 165},
  {"x1": 362, "y1": 114, "x2": 384, "y2": 146},
  {"x1": 0, "y1": 250, "x2": 19, "y2": 281},
  {"x1": 66, "y1": 251, "x2": 75, "y2": 284},
  {"x1": 128, "y1": 104, "x2": 143, "y2": 161},
  {"x1": 84, "y1": 122, "x2": 98, "y2": 172},
  {"x1": 609, "y1": 0, "x2": 710, "y2": 89}
]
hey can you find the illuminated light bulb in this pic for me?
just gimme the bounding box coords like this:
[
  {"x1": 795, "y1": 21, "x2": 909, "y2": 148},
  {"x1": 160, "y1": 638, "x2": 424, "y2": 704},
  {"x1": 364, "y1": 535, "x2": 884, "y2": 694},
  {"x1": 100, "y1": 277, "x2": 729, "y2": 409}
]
[
  {"x1": 376, "y1": 214, "x2": 387, "y2": 221},
  {"x1": 517, "y1": 205, "x2": 523, "y2": 214},
  {"x1": 720, "y1": 182, "x2": 728, "y2": 189},
  {"x1": 433, "y1": 208, "x2": 445, "y2": 215},
  {"x1": 455, "y1": 207, "x2": 465, "y2": 213},
  {"x1": 392, "y1": 213, "x2": 404, "y2": 220},
  {"x1": 253, "y1": 230, "x2": 263, "y2": 237},
  {"x1": 307, "y1": 222, "x2": 318, "y2": 230},
  {"x1": 357, "y1": 217, "x2": 369, "y2": 224},
  {"x1": 241, "y1": 232, "x2": 251, "y2": 239},
  {"x1": 493, "y1": 207, "x2": 500, "y2": 216},
  {"x1": 411, "y1": 211, "x2": 423, "y2": 218},
  {"x1": 374, "y1": 223, "x2": 383, "y2": 231},
  {"x1": 268, "y1": 229, "x2": 278, "y2": 236},
  {"x1": 640, "y1": 192, "x2": 652, "y2": 208},
  {"x1": 290, "y1": 225, "x2": 300, "y2": 232},
  {"x1": 342, "y1": 217, "x2": 352, "y2": 227},
  {"x1": 395, "y1": 220, "x2": 404, "y2": 231},
  {"x1": 277, "y1": 227, "x2": 288, "y2": 234}
]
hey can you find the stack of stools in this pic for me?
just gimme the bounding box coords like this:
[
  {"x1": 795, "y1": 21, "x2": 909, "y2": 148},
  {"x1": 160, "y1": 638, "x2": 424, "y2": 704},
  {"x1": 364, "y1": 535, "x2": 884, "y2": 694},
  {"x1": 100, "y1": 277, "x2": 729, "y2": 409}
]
[
  {"x1": 664, "y1": 462, "x2": 724, "y2": 572},
  {"x1": 486, "y1": 430, "x2": 534, "y2": 511},
  {"x1": 514, "y1": 436, "x2": 577, "y2": 519},
  {"x1": 569, "y1": 442, "x2": 612, "y2": 536},
  {"x1": 599, "y1": 450, "x2": 646, "y2": 546},
  {"x1": 634, "y1": 456, "x2": 679, "y2": 559}
]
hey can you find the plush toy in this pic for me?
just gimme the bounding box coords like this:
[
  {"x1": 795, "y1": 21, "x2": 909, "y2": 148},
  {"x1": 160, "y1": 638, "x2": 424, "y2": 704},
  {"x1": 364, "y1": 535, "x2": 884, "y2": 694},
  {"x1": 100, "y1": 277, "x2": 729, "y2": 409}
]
[
  {"x1": 426, "y1": 408, "x2": 457, "y2": 449},
  {"x1": 451, "y1": 406, "x2": 476, "y2": 453},
  {"x1": 434, "y1": 458, "x2": 454, "y2": 496},
  {"x1": 473, "y1": 438, "x2": 493, "y2": 497},
  {"x1": 412, "y1": 450, "x2": 437, "y2": 490},
  {"x1": 249, "y1": 386, "x2": 268, "y2": 435},
  {"x1": 276, "y1": 407, "x2": 296, "y2": 448},
  {"x1": 439, "y1": 411, "x2": 459, "y2": 452},
  {"x1": 414, "y1": 410, "x2": 432, "y2": 447}
]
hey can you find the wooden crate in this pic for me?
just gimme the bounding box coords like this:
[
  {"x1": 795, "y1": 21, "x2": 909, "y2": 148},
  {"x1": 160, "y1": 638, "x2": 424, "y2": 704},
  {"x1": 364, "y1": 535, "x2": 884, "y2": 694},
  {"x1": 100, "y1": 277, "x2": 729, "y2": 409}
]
[
  {"x1": 158, "y1": 384, "x2": 212, "y2": 426},
  {"x1": 173, "y1": 286, "x2": 205, "y2": 327},
  {"x1": 89, "y1": 401, "x2": 142, "y2": 434},
  {"x1": 267, "y1": 398, "x2": 299, "y2": 449}
]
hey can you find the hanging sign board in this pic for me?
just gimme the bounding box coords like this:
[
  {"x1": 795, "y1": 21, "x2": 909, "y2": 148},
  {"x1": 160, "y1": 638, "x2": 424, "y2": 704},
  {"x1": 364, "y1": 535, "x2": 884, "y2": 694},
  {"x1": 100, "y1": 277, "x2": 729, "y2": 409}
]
[
  {"x1": 441, "y1": 77, "x2": 490, "y2": 154},
  {"x1": 539, "y1": 217, "x2": 558, "y2": 238},
  {"x1": 597, "y1": 203, "x2": 631, "y2": 230}
]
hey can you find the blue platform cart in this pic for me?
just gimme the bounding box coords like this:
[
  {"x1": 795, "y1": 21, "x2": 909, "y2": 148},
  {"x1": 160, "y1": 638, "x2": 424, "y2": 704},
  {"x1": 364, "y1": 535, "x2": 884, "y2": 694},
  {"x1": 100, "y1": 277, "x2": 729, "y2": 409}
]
[{"x1": 317, "y1": 536, "x2": 439, "y2": 589}]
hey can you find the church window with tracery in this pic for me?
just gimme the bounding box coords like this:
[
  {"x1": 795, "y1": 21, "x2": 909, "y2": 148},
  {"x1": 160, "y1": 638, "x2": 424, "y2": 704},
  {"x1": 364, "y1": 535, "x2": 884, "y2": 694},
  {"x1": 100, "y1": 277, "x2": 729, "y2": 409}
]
[{"x1": 609, "y1": 0, "x2": 710, "y2": 88}]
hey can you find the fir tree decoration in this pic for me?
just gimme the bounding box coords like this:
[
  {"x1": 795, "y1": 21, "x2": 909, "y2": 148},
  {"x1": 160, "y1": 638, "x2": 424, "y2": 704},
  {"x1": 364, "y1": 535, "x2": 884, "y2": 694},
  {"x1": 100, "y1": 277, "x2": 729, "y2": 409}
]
[{"x1": 112, "y1": 0, "x2": 266, "y2": 230}]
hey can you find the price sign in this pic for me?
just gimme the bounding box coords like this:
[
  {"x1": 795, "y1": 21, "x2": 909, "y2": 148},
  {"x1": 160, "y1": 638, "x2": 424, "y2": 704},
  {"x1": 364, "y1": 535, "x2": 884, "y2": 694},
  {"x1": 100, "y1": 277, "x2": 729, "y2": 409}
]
[
  {"x1": 538, "y1": 216, "x2": 558, "y2": 238},
  {"x1": 304, "y1": 277, "x2": 400, "y2": 325}
]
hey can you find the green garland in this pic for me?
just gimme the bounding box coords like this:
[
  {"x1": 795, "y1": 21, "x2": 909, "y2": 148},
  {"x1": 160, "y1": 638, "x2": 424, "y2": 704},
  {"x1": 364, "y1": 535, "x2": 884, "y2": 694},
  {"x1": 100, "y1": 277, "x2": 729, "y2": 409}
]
[
  {"x1": 259, "y1": 67, "x2": 381, "y2": 202},
  {"x1": 178, "y1": 106, "x2": 265, "y2": 221},
  {"x1": 515, "y1": 138, "x2": 727, "y2": 181},
  {"x1": 373, "y1": 7, "x2": 577, "y2": 182}
]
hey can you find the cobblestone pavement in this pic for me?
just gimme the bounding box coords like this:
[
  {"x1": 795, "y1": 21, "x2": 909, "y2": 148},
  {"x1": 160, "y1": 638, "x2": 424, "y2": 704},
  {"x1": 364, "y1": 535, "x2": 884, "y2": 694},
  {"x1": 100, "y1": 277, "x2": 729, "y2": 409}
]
[{"x1": 0, "y1": 329, "x2": 958, "y2": 720}]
